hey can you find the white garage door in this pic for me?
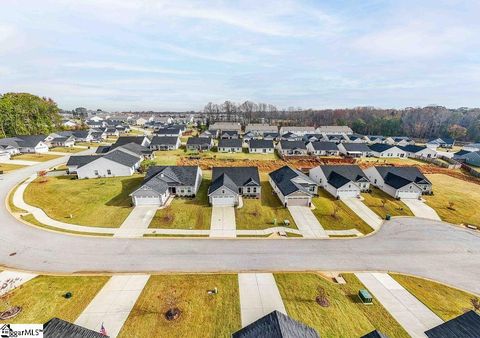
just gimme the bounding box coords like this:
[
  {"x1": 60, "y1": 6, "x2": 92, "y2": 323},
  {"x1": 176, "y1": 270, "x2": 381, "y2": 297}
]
[
  {"x1": 211, "y1": 195, "x2": 236, "y2": 206},
  {"x1": 397, "y1": 191, "x2": 420, "y2": 199},
  {"x1": 286, "y1": 197, "x2": 310, "y2": 206},
  {"x1": 134, "y1": 196, "x2": 161, "y2": 206},
  {"x1": 337, "y1": 189, "x2": 359, "y2": 199}
]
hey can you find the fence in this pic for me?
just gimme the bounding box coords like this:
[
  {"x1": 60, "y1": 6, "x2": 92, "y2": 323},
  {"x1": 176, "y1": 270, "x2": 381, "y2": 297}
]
[{"x1": 414, "y1": 155, "x2": 461, "y2": 169}]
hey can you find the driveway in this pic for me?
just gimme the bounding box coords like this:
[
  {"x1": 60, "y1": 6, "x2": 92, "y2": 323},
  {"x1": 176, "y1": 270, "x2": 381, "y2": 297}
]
[
  {"x1": 114, "y1": 206, "x2": 158, "y2": 238},
  {"x1": 288, "y1": 206, "x2": 328, "y2": 238},
  {"x1": 343, "y1": 198, "x2": 383, "y2": 230},
  {"x1": 0, "y1": 159, "x2": 40, "y2": 165},
  {"x1": 210, "y1": 206, "x2": 236, "y2": 238},
  {"x1": 401, "y1": 199, "x2": 441, "y2": 221},
  {"x1": 356, "y1": 273, "x2": 443, "y2": 337}
]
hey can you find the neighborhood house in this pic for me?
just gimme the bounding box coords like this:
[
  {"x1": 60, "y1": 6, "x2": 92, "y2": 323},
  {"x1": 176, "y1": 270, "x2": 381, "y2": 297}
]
[
  {"x1": 269, "y1": 165, "x2": 317, "y2": 207},
  {"x1": 208, "y1": 167, "x2": 261, "y2": 206},
  {"x1": 309, "y1": 165, "x2": 370, "y2": 199}
]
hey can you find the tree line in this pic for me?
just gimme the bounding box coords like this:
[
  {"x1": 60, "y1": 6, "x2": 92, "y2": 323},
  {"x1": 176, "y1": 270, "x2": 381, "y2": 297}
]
[{"x1": 204, "y1": 101, "x2": 480, "y2": 141}]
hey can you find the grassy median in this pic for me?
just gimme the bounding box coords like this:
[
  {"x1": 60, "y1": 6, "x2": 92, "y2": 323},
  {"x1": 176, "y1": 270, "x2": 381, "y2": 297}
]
[{"x1": 361, "y1": 188, "x2": 413, "y2": 218}]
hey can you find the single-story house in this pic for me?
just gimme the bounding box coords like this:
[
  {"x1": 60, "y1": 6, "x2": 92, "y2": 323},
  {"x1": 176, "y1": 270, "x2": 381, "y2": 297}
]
[
  {"x1": 186, "y1": 137, "x2": 213, "y2": 151},
  {"x1": 338, "y1": 143, "x2": 371, "y2": 157},
  {"x1": 365, "y1": 135, "x2": 386, "y2": 144},
  {"x1": 155, "y1": 127, "x2": 182, "y2": 137},
  {"x1": 303, "y1": 134, "x2": 324, "y2": 143},
  {"x1": 347, "y1": 134, "x2": 367, "y2": 143},
  {"x1": 232, "y1": 310, "x2": 319, "y2": 338},
  {"x1": 0, "y1": 135, "x2": 49, "y2": 153},
  {"x1": 249, "y1": 139, "x2": 274, "y2": 153},
  {"x1": 426, "y1": 137, "x2": 455, "y2": 149},
  {"x1": 242, "y1": 131, "x2": 256, "y2": 143},
  {"x1": 209, "y1": 122, "x2": 241, "y2": 132},
  {"x1": 323, "y1": 133, "x2": 348, "y2": 143},
  {"x1": 369, "y1": 144, "x2": 408, "y2": 158},
  {"x1": 199, "y1": 130, "x2": 217, "y2": 138},
  {"x1": 386, "y1": 136, "x2": 415, "y2": 147},
  {"x1": 280, "y1": 132, "x2": 302, "y2": 141},
  {"x1": 130, "y1": 165, "x2": 202, "y2": 206},
  {"x1": 425, "y1": 310, "x2": 480, "y2": 338},
  {"x1": 277, "y1": 140, "x2": 308, "y2": 156},
  {"x1": 279, "y1": 126, "x2": 315, "y2": 136},
  {"x1": 263, "y1": 132, "x2": 279, "y2": 141},
  {"x1": 315, "y1": 125, "x2": 353, "y2": 135},
  {"x1": 306, "y1": 141, "x2": 339, "y2": 156},
  {"x1": 208, "y1": 167, "x2": 261, "y2": 206},
  {"x1": 90, "y1": 131, "x2": 106, "y2": 142},
  {"x1": 245, "y1": 123, "x2": 277, "y2": 136},
  {"x1": 50, "y1": 136, "x2": 75, "y2": 147},
  {"x1": 105, "y1": 127, "x2": 119, "y2": 137},
  {"x1": 220, "y1": 130, "x2": 239, "y2": 139},
  {"x1": 66, "y1": 148, "x2": 142, "y2": 179},
  {"x1": 113, "y1": 136, "x2": 151, "y2": 148},
  {"x1": 62, "y1": 119, "x2": 78, "y2": 128},
  {"x1": 453, "y1": 150, "x2": 480, "y2": 167},
  {"x1": 309, "y1": 165, "x2": 370, "y2": 199},
  {"x1": 135, "y1": 117, "x2": 147, "y2": 126},
  {"x1": 269, "y1": 165, "x2": 317, "y2": 207},
  {"x1": 363, "y1": 166, "x2": 432, "y2": 198},
  {"x1": 0, "y1": 144, "x2": 19, "y2": 156},
  {"x1": 400, "y1": 145, "x2": 437, "y2": 158},
  {"x1": 149, "y1": 136, "x2": 181, "y2": 151},
  {"x1": 218, "y1": 138, "x2": 242, "y2": 152},
  {"x1": 462, "y1": 143, "x2": 480, "y2": 152}
]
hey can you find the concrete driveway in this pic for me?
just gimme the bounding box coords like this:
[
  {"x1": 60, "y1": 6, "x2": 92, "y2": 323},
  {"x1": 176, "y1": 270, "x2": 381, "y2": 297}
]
[
  {"x1": 401, "y1": 199, "x2": 441, "y2": 221},
  {"x1": 210, "y1": 206, "x2": 236, "y2": 238},
  {"x1": 114, "y1": 206, "x2": 158, "y2": 238},
  {"x1": 343, "y1": 198, "x2": 383, "y2": 230},
  {"x1": 288, "y1": 206, "x2": 328, "y2": 238}
]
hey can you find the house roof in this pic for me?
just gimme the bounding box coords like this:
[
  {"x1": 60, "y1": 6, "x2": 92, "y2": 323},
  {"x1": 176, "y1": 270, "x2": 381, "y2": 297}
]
[
  {"x1": 453, "y1": 150, "x2": 472, "y2": 157},
  {"x1": 309, "y1": 141, "x2": 338, "y2": 151},
  {"x1": 245, "y1": 124, "x2": 277, "y2": 132},
  {"x1": 304, "y1": 134, "x2": 324, "y2": 140},
  {"x1": 374, "y1": 166, "x2": 431, "y2": 188},
  {"x1": 232, "y1": 310, "x2": 319, "y2": 338},
  {"x1": 400, "y1": 145, "x2": 428, "y2": 153},
  {"x1": 112, "y1": 136, "x2": 147, "y2": 147},
  {"x1": 103, "y1": 149, "x2": 142, "y2": 167},
  {"x1": 209, "y1": 122, "x2": 241, "y2": 131},
  {"x1": 369, "y1": 143, "x2": 396, "y2": 152},
  {"x1": 66, "y1": 155, "x2": 100, "y2": 167},
  {"x1": 150, "y1": 136, "x2": 179, "y2": 146},
  {"x1": 218, "y1": 138, "x2": 242, "y2": 148},
  {"x1": 281, "y1": 126, "x2": 316, "y2": 133},
  {"x1": 43, "y1": 317, "x2": 109, "y2": 338},
  {"x1": 155, "y1": 127, "x2": 180, "y2": 135},
  {"x1": 427, "y1": 137, "x2": 455, "y2": 145},
  {"x1": 209, "y1": 167, "x2": 260, "y2": 195},
  {"x1": 249, "y1": 139, "x2": 274, "y2": 149},
  {"x1": 187, "y1": 137, "x2": 212, "y2": 145},
  {"x1": 342, "y1": 143, "x2": 370, "y2": 152},
  {"x1": 133, "y1": 166, "x2": 200, "y2": 195},
  {"x1": 95, "y1": 146, "x2": 111, "y2": 154},
  {"x1": 269, "y1": 166, "x2": 315, "y2": 196},
  {"x1": 425, "y1": 310, "x2": 480, "y2": 338},
  {"x1": 316, "y1": 125, "x2": 353, "y2": 134},
  {"x1": 318, "y1": 165, "x2": 368, "y2": 186},
  {"x1": 367, "y1": 135, "x2": 385, "y2": 141},
  {"x1": 280, "y1": 140, "x2": 307, "y2": 150},
  {"x1": 325, "y1": 134, "x2": 348, "y2": 141},
  {"x1": 361, "y1": 329, "x2": 390, "y2": 338},
  {"x1": 12, "y1": 135, "x2": 47, "y2": 148},
  {"x1": 111, "y1": 142, "x2": 152, "y2": 156},
  {"x1": 221, "y1": 130, "x2": 238, "y2": 136},
  {"x1": 263, "y1": 132, "x2": 279, "y2": 138}
]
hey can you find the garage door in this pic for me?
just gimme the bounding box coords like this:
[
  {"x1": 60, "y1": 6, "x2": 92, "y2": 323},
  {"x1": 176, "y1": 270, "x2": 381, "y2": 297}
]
[
  {"x1": 337, "y1": 189, "x2": 359, "y2": 199},
  {"x1": 211, "y1": 195, "x2": 236, "y2": 206},
  {"x1": 286, "y1": 197, "x2": 310, "y2": 206},
  {"x1": 134, "y1": 196, "x2": 161, "y2": 206},
  {"x1": 397, "y1": 191, "x2": 420, "y2": 199}
]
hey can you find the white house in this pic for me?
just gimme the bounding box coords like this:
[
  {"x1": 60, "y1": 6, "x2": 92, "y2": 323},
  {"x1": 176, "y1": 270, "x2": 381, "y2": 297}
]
[
  {"x1": 400, "y1": 145, "x2": 437, "y2": 159},
  {"x1": 306, "y1": 141, "x2": 339, "y2": 156},
  {"x1": 368, "y1": 144, "x2": 408, "y2": 158},
  {"x1": 249, "y1": 139, "x2": 274, "y2": 154},
  {"x1": 218, "y1": 139, "x2": 242, "y2": 152},
  {"x1": 315, "y1": 125, "x2": 353, "y2": 135},
  {"x1": 364, "y1": 166, "x2": 432, "y2": 199},
  {"x1": 7, "y1": 135, "x2": 49, "y2": 153},
  {"x1": 245, "y1": 123, "x2": 277, "y2": 136},
  {"x1": 309, "y1": 165, "x2": 370, "y2": 199},
  {"x1": 149, "y1": 136, "x2": 181, "y2": 150},
  {"x1": 208, "y1": 167, "x2": 261, "y2": 206},
  {"x1": 338, "y1": 143, "x2": 371, "y2": 157},
  {"x1": 269, "y1": 166, "x2": 317, "y2": 207},
  {"x1": 277, "y1": 141, "x2": 308, "y2": 156}
]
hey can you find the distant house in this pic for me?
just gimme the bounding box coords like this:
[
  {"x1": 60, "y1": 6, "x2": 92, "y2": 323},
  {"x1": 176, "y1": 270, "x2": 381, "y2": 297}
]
[
  {"x1": 368, "y1": 144, "x2": 408, "y2": 158},
  {"x1": 130, "y1": 166, "x2": 202, "y2": 206},
  {"x1": 462, "y1": 143, "x2": 480, "y2": 152},
  {"x1": 338, "y1": 143, "x2": 371, "y2": 157},
  {"x1": 306, "y1": 141, "x2": 339, "y2": 156},
  {"x1": 232, "y1": 310, "x2": 319, "y2": 338},
  {"x1": 113, "y1": 136, "x2": 151, "y2": 148},
  {"x1": 62, "y1": 119, "x2": 78, "y2": 128},
  {"x1": 386, "y1": 136, "x2": 415, "y2": 147},
  {"x1": 186, "y1": 137, "x2": 213, "y2": 151},
  {"x1": 279, "y1": 126, "x2": 315, "y2": 136},
  {"x1": 155, "y1": 127, "x2": 182, "y2": 137},
  {"x1": 105, "y1": 127, "x2": 119, "y2": 137},
  {"x1": 364, "y1": 166, "x2": 432, "y2": 198},
  {"x1": 323, "y1": 134, "x2": 348, "y2": 144},
  {"x1": 426, "y1": 137, "x2": 455, "y2": 149},
  {"x1": 0, "y1": 144, "x2": 19, "y2": 156},
  {"x1": 263, "y1": 132, "x2": 279, "y2": 141},
  {"x1": 248, "y1": 139, "x2": 274, "y2": 154},
  {"x1": 315, "y1": 125, "x2": 353, "y2": 135},
  {"x1": 218, "y1": 139, "x2": 242, "y2": 152},
  {"x1": 453, "y1": 150, "x2": 480, "y2": 167},
  {"x1": 209, "y1": 122, "x2": 241, "y2": 132},
  {"x1": 50, "y1": 136, "x2": 75, "y2": 148},
  {"x1": 269, "y1": 166, "x2": 317, "y2": 207},
  {"x1": 149, "y1": 136, "x2": 181, "y2": 151},
  {"x1": 347, "y1": 134, "x2": 367, "y2": 143},
  {"x1": 309, "y1": 165, "x2": 370, "y2": 199},
  {"x1": 280, "y1": 132, "x2": 302, "y2": 142},
  {"x1": 277, "y1": 141, "x2": 308, "y2": 156},
  {"x1": 400, "y1": 145, "x2": 437, "y2": 158},
  {"x1": 135, "y1": 117, "x2": 147, "y2": 126},
  {"x1": 303, "y1": 134, "x2": 324, "y2": 143},
  {"x1": 245, "y1": 123, "x2": 277, "y2": 136},
  {"x1": 43, "y1": 317, "x2": 109, "y2": 338},
  {"x1": 220, "y1": 130, "x2": 239, "y2": 139},
  {"x1": 0, "y1": 135, "x2": 49, "y2": 153},
  {"x1": 199, "y1": 130, "x2": 217, "y2": 138},
  {"x1": 242, "y1": 131, "x2": 256, "y2": 143},
  {"x1": 90, "y1": 131, "x2": 106, "y2": 142},
  {"x1": 365, "y1": 135, "x2": 386, "y2": 144},
  {"x1": 208, "y1": 167, "x2": 261, "y2": 206},
  {"x1": 425, "y1": 310, "x2": 480, "y2": 338}
]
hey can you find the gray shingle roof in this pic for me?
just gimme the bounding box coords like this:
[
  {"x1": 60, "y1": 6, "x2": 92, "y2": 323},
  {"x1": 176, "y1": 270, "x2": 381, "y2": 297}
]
[
  {"x1": 209, "y1": 167, "x2": 260, "y2": 195},
  {"x1": 399, "y1": 145, "x2": 427, "y2": 153},
  {"x1": 134, "y1": 166, "x2": 200, "y2": 195},
  {"x1": 319, "y1": 165, "x2": 368, "y2": 185},
  {"x1": 342, "y1": 143, "x2": 370, "y2": 152},
  {"x1": 361, "y1": 330, "x2": 390, "y2": 338},
  {"x1": 0, "y1": 135, "x2": 47, "y2": 148},
  {"x1": 43, "y1": 317, "x2": 109, "y2": 338},
  {"x1": 218, "y1": 138, "x2": 242, "y2": 148},
  {"x1": 374, "y1": 166, "x2": 431, "y2": 187},
  {"x1": 280, "y1": 140, "x2": 307, "y2": 150},
  {"x1": 66, "y1": 155, "x2": 100, "y2": 167},
  {"x1": 112, "y1": 142, "x2": 152, "y2": 156},
  {"x1": 269, "y1": 166, "x2": 314, "y2": 196},
  {"x1": 309, "y1": 141, "x2": 338, "y2": 151},
  {"x1": 232, "y1": 310, "x2": 319, "y2": 338},
  {"x1": 155, "y1": 127, "x2": 180, "y2": 135},
  {"x1": 112, "y1": 136, "x2": 148, "y2": 147},
  {"x1": 103, "y1": 149, "x2": 141, "y2": 167},
  {"x1": 249, "y1": 139, "x2": 274, "y2": 149},
  {"x1": 150, "y1": 136, "x2": 179, "y2": 146},
  {"x1": 369, "y1": 143, "x2": 396, "y2": 152},
  {"x1": 187, "y1": 137, "x2": 212, "y2": 145},
  {"x1": 425, "y1": 310, "x2": 480, "y2": 338}
]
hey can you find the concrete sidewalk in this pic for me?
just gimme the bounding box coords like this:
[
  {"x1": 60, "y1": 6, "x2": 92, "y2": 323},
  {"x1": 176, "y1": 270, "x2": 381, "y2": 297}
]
[
  {"x1": 288, "y1": 206, "x2": 328, "y2": 238},
  {"x1": 75, "y1": 275, "x2": 150, "y2": 338},
  {"x1": 210, "y1": 206, "x2": 236, "y2": 238},
  {"x1": 343, "y1": 198, "x2": 383, "y2": 230},
  {"x1": 238, "y1": 273, "x2": 287, "y2": 327},
  {"x1": 114, "y1": 206, "x2": 157, "y2": 238},
  {"x1": 401, "y1": 199, "x2": 441, "y2": 221},
  {"x1": 355, "y1": 272, "x2": 443, "y2": 338},
  {"x1": 0, "y1": 271, "x2": 38, "y2": 296}
]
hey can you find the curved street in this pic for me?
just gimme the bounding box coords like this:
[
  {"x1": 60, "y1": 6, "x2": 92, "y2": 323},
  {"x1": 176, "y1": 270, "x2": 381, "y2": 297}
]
[{"x1": 1, "y1": 155, "x2": 479, "y2": 295}]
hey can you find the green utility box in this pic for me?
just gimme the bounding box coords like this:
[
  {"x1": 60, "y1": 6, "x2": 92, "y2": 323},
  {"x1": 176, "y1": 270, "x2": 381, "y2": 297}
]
[
  {"x1": 385, "y1": 214, "x2": 391, "y2": 220},
  {"x1": 358, "y1": 289, "x2": 373, "y2": 304}
]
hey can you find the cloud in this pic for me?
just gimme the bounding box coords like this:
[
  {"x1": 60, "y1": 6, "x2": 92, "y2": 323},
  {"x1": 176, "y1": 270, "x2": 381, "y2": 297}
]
[{"x1": 64, "y1": 61, "x2": 193, "y2": 75}]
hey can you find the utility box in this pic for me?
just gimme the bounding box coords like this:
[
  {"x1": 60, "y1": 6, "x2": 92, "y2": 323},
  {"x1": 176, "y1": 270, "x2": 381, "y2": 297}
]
[
  {"x1": 385, "y1": 214, "x2": 391, "y2": 220},
  {"x1": 358, "y1": 289, "x2": 373, "y2": 304}
]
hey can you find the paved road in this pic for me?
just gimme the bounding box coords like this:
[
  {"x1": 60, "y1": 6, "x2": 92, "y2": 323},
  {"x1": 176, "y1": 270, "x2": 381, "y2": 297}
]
[{"x1": 1, "y1": 155, "x2": 480, "y2": 296}]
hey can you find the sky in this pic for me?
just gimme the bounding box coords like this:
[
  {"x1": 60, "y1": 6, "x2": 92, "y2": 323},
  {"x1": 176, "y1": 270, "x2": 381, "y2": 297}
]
[{"x1": 1, "y1": 0, "x2": 480, "y2": 111}]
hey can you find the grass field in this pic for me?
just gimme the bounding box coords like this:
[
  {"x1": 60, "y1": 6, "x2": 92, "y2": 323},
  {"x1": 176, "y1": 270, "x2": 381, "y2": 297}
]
[
  {"x1": 424, "y1": 174, "x2": 480, "y2": 226},
  {"x1": 0, "y1": 276, "x2": 109, "y2": 324},
  {"x1": 391, "y1": 273, "x2": 478, "y2": 321},
  {"x1": 153, "y1": 149, "x2": 187, "y2": 165},
  {"x1": 311, "y1": 190, "x2": 373, "y2": 234},
  {"x1": 235, "y1": 180, "x2": 297, "y2": 230},
  {"x1": 24, "y1": 175, "x2": 143, "y2": 227},
  {"x1": 0, "y1": 162, "x2": 26, "y2": 173},
  {"x1": 118, "y1": 274, "x2": 241, "y2": 338},
  {"x1": 50, "y1": 146, "x2": 85, "y2": 153},
  {"x1": 357, "y1": 157, "x2": 427, "y2": 166},
  {"x1": 361, "y1": 188, "x2": 414, "y2": 218},
  {"x1": 149, "y1": 178, "x2": 212, "y2": 230},
  {"x1": 13, "y1": 153, "x2": 62, "y2": 162},
  {"x1": 275, "y1": 273, "x2": 409, "y2": 338}
]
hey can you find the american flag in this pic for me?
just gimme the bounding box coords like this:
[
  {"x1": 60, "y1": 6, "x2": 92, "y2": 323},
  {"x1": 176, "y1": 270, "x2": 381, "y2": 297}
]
[{"x1": 100, "y1": 322, "x2": 108, "y2": 336}]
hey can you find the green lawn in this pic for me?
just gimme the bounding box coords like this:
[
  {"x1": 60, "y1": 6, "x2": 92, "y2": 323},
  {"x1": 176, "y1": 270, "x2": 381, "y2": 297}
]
[
  {"x1": 0, "y1": 163, "x2": 26, "y2": 173},
  {"x1": 0, "y1": 276, "x2": 109, "y2": 324},
  {"x1": 391, "y1": 273, "x2": 478, "y2": 321},
  {"x1": 153, "y1": 149, "x2": 188, "y2": 166},
  {"x1": 275, "y1": 273, "x2": 408, "y2": 338},
  {"x1": 236, "y1": 180, "x2": 297, "y2": 230},
  {"x1": 50, "y1": 146, "x2": 85, "y2": 153},
  {"x1": 312, "y1": 190, "x2": 373, "y2": 234},
  {"x1": 13, "y1": 153, "x2": 62, "y2": 162},
  {"x1": 149, "y1": 178, "x2": 212, "y2": 230},
  {"x1": 209, "y1": 149, "x2": 278, "y2": 161},
  {"x1": 424, "y1": 174, "x2": 480, "y2": 226},
  {"x1": 24, "y1": 175, "x2": 143, "y2": 227},
  {"x1": 118, "y1": 274, "x2": 241, "y2": 338},
  {"x1": 361, "y1": 188, "x2": 414, "y2": 218}
]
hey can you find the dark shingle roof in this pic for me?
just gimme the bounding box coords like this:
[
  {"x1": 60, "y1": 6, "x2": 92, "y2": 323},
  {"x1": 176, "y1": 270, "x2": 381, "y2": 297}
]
[
  {"x1": 209, "y1": 167, "x2": 260, "y2": 195},
  {"x1": 218, "y1": 139, "x2": 242, "y2": 148},
  {"x1": 112, "y1": 142, "x2": 152, "y2": 156},
  {"x1": 269, "y1": 166, "x2": 314, "y2": 196},
  {"x1": 399, "y1": 145, "x2": 427, "y2": 153},
  {"x1": 66, "y1": 155, "x2": 99, "y2": 167},
  {"x1": 112, "y1": 136, "x2": 148, "y2": 147},
  {"x1": 43, "y1": 317, "x2": 109, "y2": 338},
  {"x1": 327, "y1": 171, "x2": 352, "y2": 188},
  {"x1": 150, "y1": 136, "x2": 179, "y2": 146},
  {"x1": 249, "y1": 139, "x2": 274, "y2": 149},
  {"x1": 221, "y1": 130, "x2": 238, "y2": 136},
  {"x1": 361, "y1": 329, "x2": 390, "y2": 338},
  {"x1": 232, "y1": 310, "x2": 319, "y2": 338},
  {"x1": 374, "y1": 166, "x2": 431, "y2": 187},
  {"x1": 319, "y1": 165, "x2": 368, "y2": 184},
  {"x1": 342, "y1": 143, "x2": 370, "y2": 152},
  {"x1": 4, "y1": 135, "x2": 47, "y2": 148},
  {"x1": 187, "y1": 137, "x2": 212, "y2": 145},
  {"x1": 280, "y1": 140, "x2": 307, "y2": 150},
  {"x1": 155, "y1": 127, "x2": 180, "y2": 135},
  {"x1": 135, "y1": 166, "x2": 200, "y2": 195},
  {"x1": 103, "y1": 149, "x2": 141, "y2": 167},
  {"x1": 309, "y1": 141, "x2": 338, "y2": 151},
  {"x1": 369, "y1": 143, "x2": 396, "y2": 152},
  {"x1": 425, "y1": 310, "x2": 480, "y2": 338},
  {"x1": 95, "y1": 146, "x2": 111, "y2": 154}
]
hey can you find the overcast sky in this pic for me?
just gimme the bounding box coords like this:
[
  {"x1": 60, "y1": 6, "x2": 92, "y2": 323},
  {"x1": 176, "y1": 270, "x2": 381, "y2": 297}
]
[{"x1": 1, "y1": 0, "x2": 479, "y2": 111}]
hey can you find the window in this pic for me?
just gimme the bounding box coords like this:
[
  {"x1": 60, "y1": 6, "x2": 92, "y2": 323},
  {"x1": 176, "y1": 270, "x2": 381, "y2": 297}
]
[
  {"x1": 222, "y1": 190, "x2": 225, "y2": 194},
  {"x1": 94, "y1": 170, "x2": 99, "y2": 176},
  {"x1": 247, "y1": 187, "x2": 251, "y2": 193},
  {"x1": 107, "y1": 169, "x2": 112, "y2": 175}
]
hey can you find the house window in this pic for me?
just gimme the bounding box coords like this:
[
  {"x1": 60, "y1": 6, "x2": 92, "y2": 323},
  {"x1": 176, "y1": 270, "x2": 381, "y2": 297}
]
[
  {"x1": 94, "y1": 170, "x2": 99, "y2": 176},
  {"x1": 222, "y1": 190, "x2": 225, "y2": 194},
  {"x1": 247, "y1": 187, "x2": 251, "y2": 193},
  {"x1": 107, "y1": 169, "x2": 112, "y2": 175}
]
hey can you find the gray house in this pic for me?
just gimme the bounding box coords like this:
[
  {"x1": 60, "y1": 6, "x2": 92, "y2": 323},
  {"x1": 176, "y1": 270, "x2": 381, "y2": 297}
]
[
  {"x1": 218, "y1": 139, "x2": 242, "y2": 152},
  {"x1": 277, "y1": 141, "x2": 308, "y2": 156},
  {"x1": 338, "y1": 143, "x2": 371, "y2": 157},
  {"x1": 306, "y1": 141, "x2": 339, "y2": 156},
  {"x1": 208, "y1": 167, "x2": 261, "y2": 206},
  {"x1": 249, "y1": 139, "x2": 274, "y2": 154},
  {"x1": 309, "y1": 165, "x2": 370, "y2": 199},
  {"x1": 186, "y1": 137, "x2": 213, "y2": 151},
  {"x1": 269, "y1": 166, "x2": 317, "y2": 207},
  {"x1": 149, "y1": 136, "x2": 181, "y2": 150},
  {"x1": 130, "y1": 166, "x2": 202, "y2": 206}
]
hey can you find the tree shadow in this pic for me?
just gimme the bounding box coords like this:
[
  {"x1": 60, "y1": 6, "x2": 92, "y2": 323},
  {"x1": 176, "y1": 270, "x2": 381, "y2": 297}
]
[{"x1": 105, "y1": 176, "x2": 143, "y2": 207}]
